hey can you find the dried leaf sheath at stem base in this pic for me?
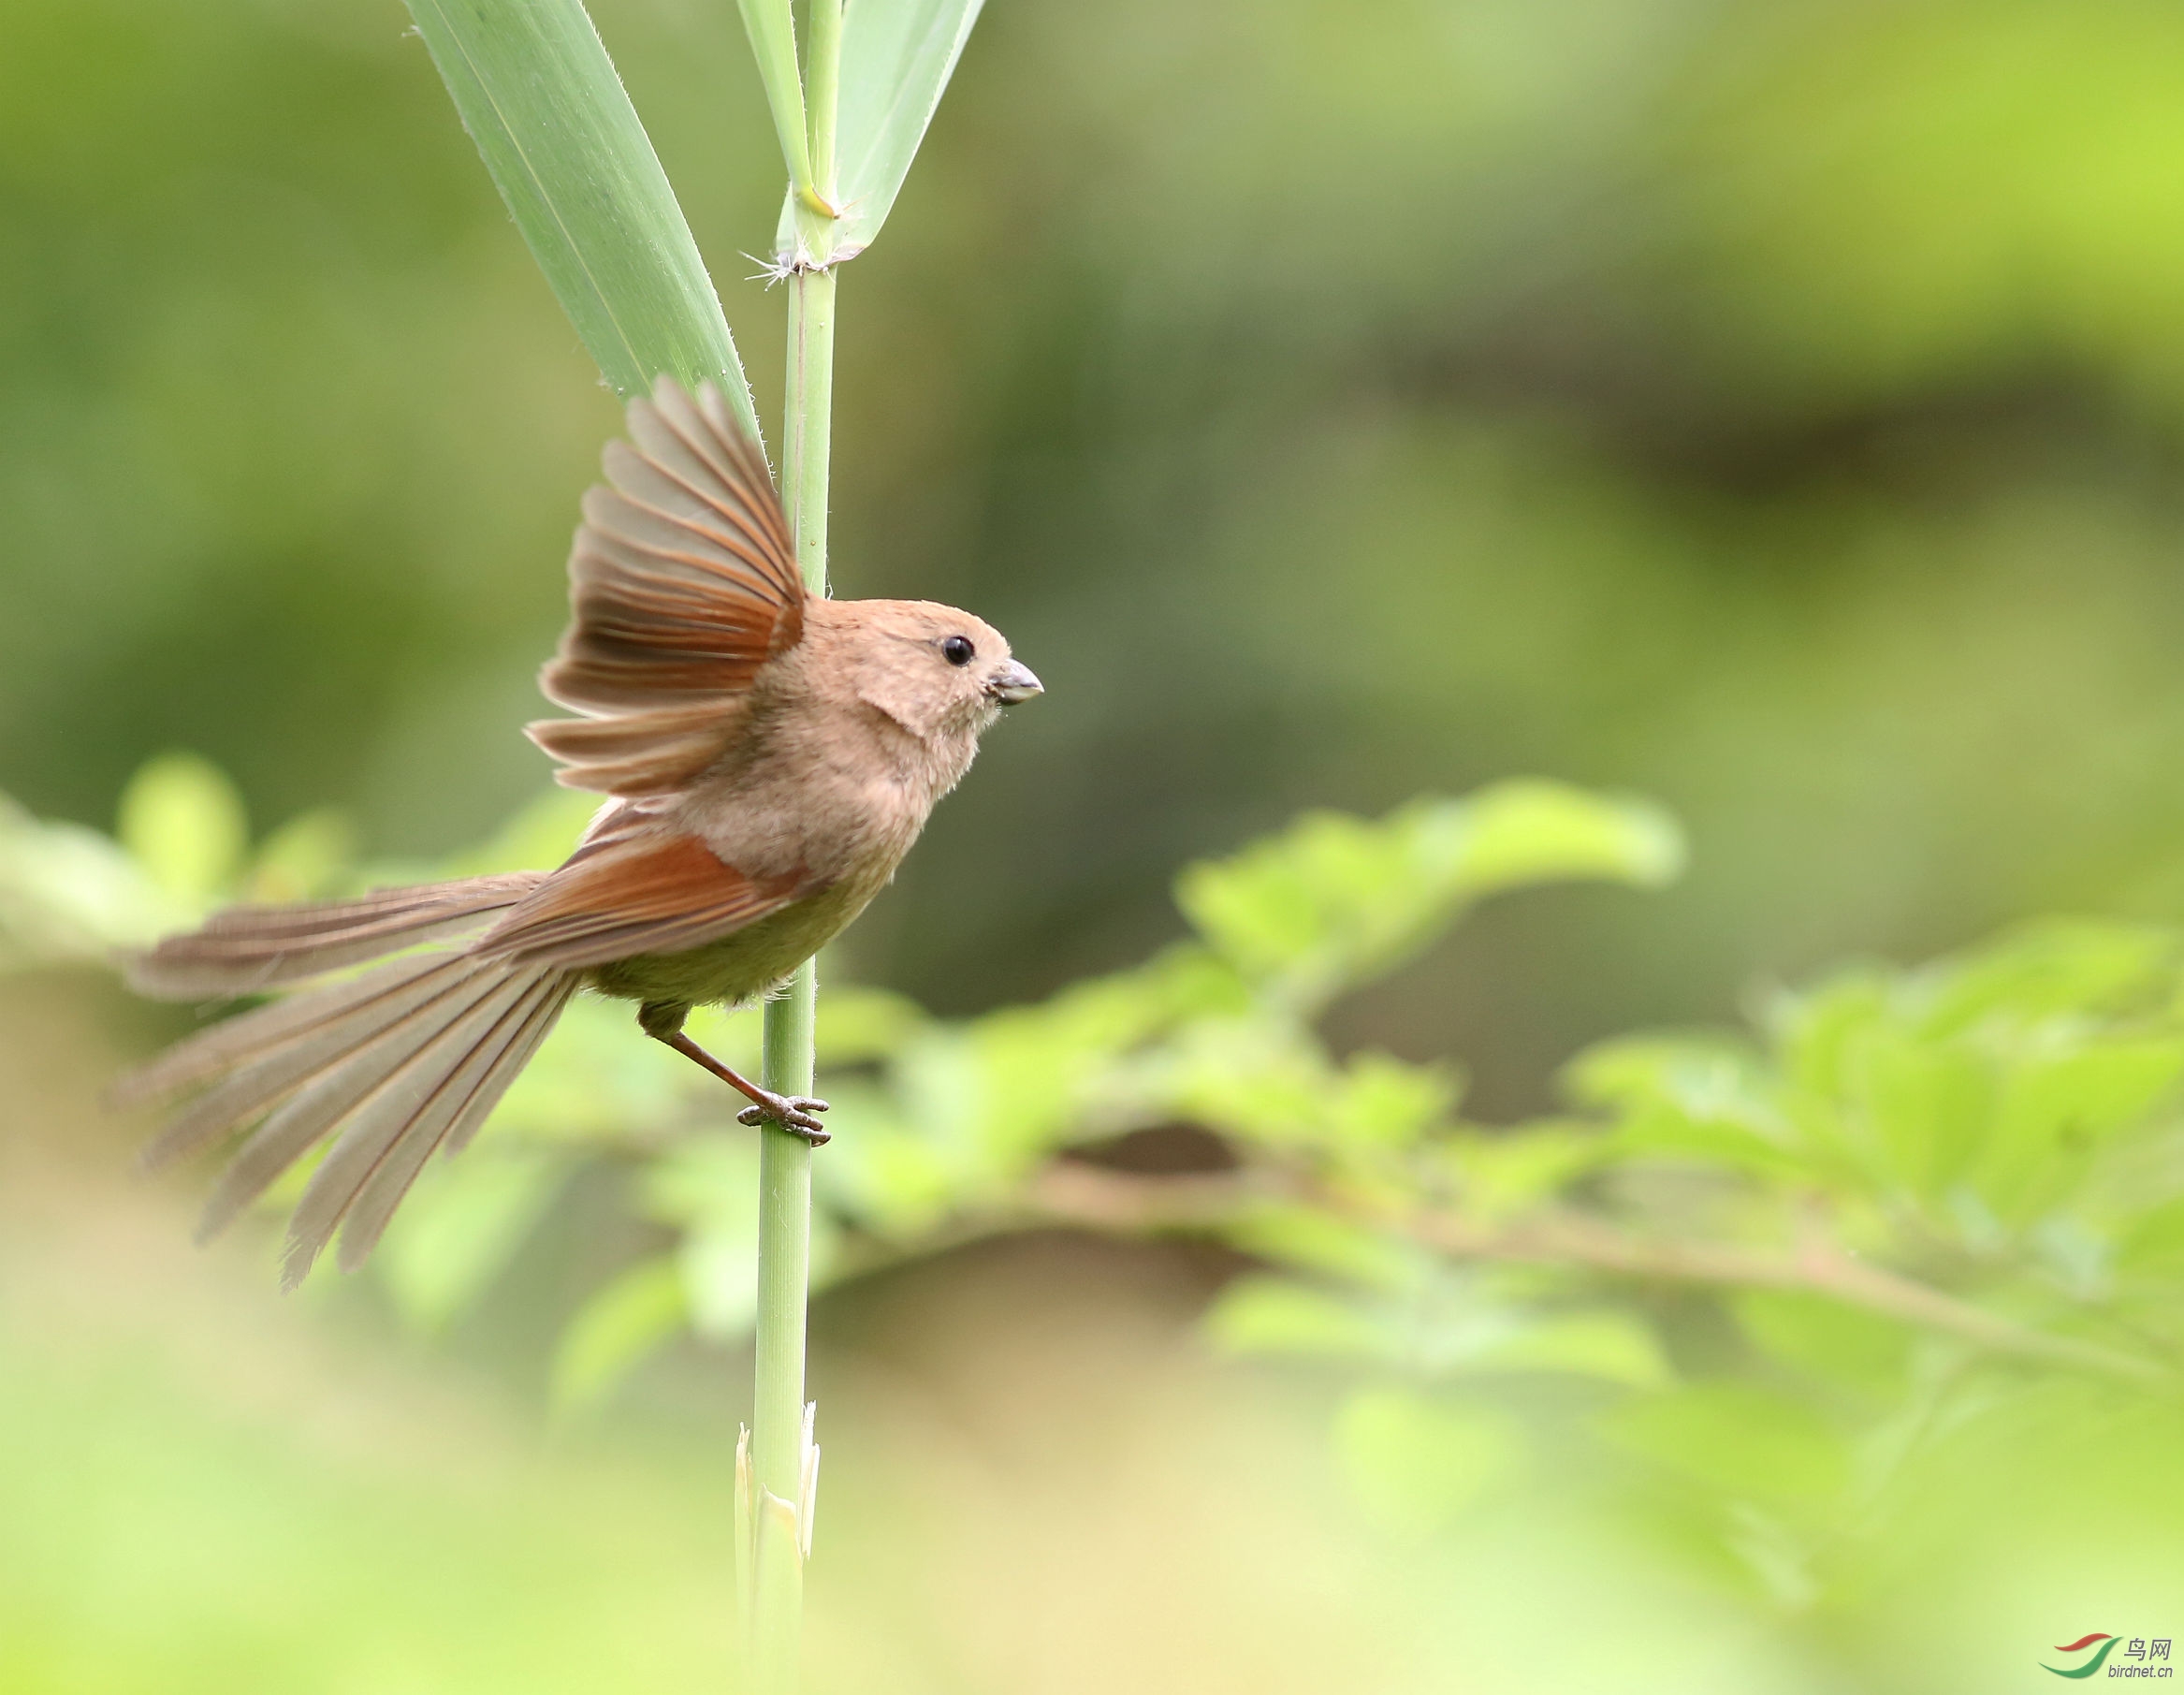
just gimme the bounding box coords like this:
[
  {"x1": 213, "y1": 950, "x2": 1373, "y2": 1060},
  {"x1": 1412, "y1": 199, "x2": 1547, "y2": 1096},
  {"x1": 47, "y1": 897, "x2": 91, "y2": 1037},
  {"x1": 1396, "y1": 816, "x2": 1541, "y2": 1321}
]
[{"x1": 114, "y1": 376, "x2": 1041, "y2": 1284}]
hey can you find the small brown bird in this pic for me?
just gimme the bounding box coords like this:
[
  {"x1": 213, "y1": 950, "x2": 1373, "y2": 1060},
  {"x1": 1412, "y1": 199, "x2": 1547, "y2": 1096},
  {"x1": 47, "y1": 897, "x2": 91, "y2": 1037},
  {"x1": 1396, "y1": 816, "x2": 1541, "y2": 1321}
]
[{"x1": 114, "y1": 376, "x2": 1041, "y2": 1285}]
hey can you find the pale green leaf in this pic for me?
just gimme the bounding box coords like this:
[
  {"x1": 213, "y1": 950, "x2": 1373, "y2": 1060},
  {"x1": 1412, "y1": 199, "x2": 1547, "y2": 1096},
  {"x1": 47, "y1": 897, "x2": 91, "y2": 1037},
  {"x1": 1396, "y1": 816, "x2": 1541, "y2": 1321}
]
[
  {"x1": 680, "y1": 1225, "x2": 762, "y2": 1340},
  {"x1": 1441, "y1": 1122, "x2": 1607, "y2": 1220},
  {"x1": 1332, "y1": 1387, "x2": 1523, "y2": 1537},
  {"x1": 1222, "y1": 1205, "x2": 1425, "y2": 1293},
  {"x1": 116, "y1": 753, "x2": 249, "y2": 905},
  {"x1": 551, "y1": 1256, "x2": 689, "y2": 1411},
  {"x1": 1603, "y1": 1381, "x2": 1852, "y2": 1512},
  {"x1": 1972, "y1": 1036, "x2": 2184, "y2": 1225},
  {"x1": 894, "y1": 965, "x2": 1188, "y2": 1171},
  {"x1": 1734, "y1": 1291, "x2": 1911, "y2": 1397},
  {"x1": 2117, "y1": 1196, "x2": 2184, "y2": 1280},
  {"x1": 1569, "y1": 1034, "x2": 1809, "y2": 1176},
  {"x1": 406, "y1": 0, "x2": 760, "y2": 435},
  {"x1": 1175, "y1": 781, "x2": 1683, "y2": 1011},
  {"x1": 642, "y1": 1132, "x2": 764, "y2": 1233},
  {"x1": 1853, "y1": 1026, "x2": 1995, "y2": 1198},
  {"x1": 651, "y1": 1129, "x2": 859, "y2": 1329},
  {"x1": 1472, "y1": 1310, "x2": 1672, "y2": 1389},
  {"x1": 808, "y1": 1083, "x2": 961, "y2": 1235},
  {"x1": 1769, "y1": 972, "x2": 1892, "y2": 1100},
  {"x1": 836, "y1": 0, "x2": 983, "y2": 256},
  {"x1": 1161, "y1": 1028, "x2": 1456, "y2": 1152},
  {"x1": 814, "y1": 985, "x2": 927, "y2": 1062},
  {"x1": 1203, "y1": 1276, "x2": 1398, "y2": 1363},
  {"x1": 1443, "y1": 779, "x2": 1685, "y2": 899},
  {"x1": 489, "y1": 995, "x2": 694, "y2": 1145},
  {"x1": 436, "y1": 786, "x2": 599, "y2": 879},
  {"x1": 377, "y1": 1150, "x2": 566, "y2": 1334},
  {"x1": 1916, "y1": 919, "x2": 2177, "y2": 1034},
  {"x1": 242, "y1": 808, "x2": 356, "y2": 905},
  {"x1": 0, "y1": 795, "x2": 176, "y2": 966}
]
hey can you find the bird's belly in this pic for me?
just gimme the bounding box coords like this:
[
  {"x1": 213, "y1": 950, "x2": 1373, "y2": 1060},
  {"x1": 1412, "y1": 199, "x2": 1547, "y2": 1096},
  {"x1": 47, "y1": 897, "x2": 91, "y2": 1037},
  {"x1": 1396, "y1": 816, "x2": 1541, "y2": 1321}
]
[{"x1": 582, "y1": 880, "x2": 869, "y2": 1009}]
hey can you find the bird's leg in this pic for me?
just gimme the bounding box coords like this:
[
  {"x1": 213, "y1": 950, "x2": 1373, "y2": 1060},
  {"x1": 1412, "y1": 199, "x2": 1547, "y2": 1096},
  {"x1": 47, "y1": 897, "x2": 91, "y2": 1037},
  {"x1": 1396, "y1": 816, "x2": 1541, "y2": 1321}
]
[
  {"x1": 663, "y1": 1031, "x2": 831, "y2": 1143},
  {"x1": 639, "y1": 1002, "x2": 830, "y2": 1144}
]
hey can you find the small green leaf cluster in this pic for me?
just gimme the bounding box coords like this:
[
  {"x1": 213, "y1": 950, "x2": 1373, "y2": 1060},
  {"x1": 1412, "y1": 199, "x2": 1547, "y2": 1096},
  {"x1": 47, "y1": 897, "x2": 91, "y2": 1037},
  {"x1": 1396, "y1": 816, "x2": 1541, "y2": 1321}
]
[
  {"x1": 527, "y1": 779, "x2": 1691, "y2": 1406},
  {"x1": 1580, "y1": 919, "x2": 2184, "y2": 1322},
  {"x1": 0, "y1": 753, "x2": 350, "y2": 969}
]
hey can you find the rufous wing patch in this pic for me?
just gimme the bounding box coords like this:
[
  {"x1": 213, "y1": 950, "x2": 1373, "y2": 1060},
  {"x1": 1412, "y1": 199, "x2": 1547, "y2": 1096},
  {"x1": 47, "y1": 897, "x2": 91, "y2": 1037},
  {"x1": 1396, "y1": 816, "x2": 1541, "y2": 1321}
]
[{"x1": 473, "y1": 827, "x2": 808, "y2": 969}]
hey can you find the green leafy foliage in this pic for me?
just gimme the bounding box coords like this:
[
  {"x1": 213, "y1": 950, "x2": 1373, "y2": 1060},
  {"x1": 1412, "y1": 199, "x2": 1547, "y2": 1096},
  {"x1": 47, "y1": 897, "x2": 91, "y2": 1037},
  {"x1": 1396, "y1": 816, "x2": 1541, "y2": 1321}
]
[
  {"x1": 0, "y1": 754, "x2": 358, "y2": 969},
  {"x1": 0, "y1": 794, "x2": 176, "y2": 968},
  {"x1": 1174, "y1": 782, "x2": 1682, "y2": 1014},
  {"x1": 551, "y1": 1257, "x2": 688, "y2": 1412},
  {"x1": 1580, "y1": 919, "x2": 2184, "y2": 1254},
  {"x1": 31, "y1": 757, "x2": 2184, "y2": 1608}
]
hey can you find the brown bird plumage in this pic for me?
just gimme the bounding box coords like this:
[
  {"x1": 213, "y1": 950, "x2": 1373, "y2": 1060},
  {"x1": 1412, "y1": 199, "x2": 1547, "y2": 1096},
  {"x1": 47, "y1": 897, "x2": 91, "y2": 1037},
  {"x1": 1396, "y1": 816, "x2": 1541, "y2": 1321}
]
[{"x1": 115, "y1": 376, "x2": 1041, "y2": 1286}]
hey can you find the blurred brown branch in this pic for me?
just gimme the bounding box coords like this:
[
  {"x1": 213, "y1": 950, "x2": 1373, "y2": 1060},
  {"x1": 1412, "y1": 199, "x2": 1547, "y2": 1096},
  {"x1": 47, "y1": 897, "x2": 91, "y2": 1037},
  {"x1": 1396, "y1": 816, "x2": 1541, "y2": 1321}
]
[{"x1": 1025, "y1": 1162, "x2": 2168, "y2": 1383}]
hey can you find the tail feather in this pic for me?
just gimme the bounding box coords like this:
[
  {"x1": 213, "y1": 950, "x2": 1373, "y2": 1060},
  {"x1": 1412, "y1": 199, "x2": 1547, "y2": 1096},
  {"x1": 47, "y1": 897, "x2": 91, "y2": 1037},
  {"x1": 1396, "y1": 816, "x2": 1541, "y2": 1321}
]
[
  {"x1": 118, "y1": 866, "x2": 585, "y2": 1281},
  {"x1": 124, "y1": 873, "x2": 546, "y2": 999},
  {"x1": 193, "y1": 961, "x2": 526, "y2": 1242},
  {"x1": 440, "y1": 981, "x2": 571, "y2": 1160},
  {"x1": 137, "y1": 954, "x2": 482, "y2": 1170},
  {"x1": 326, "y1": 973, "x2": 575, "y2": 1278},
  {"x1": 162, "y1": 956, "x2": 578, "y2": 1283},
  {"x1": 114, "y1": 951, "x2": 456, "y2": 1110},
  {"x1": 278, "y1": 965, "x2": 546, "y2": 1269}
]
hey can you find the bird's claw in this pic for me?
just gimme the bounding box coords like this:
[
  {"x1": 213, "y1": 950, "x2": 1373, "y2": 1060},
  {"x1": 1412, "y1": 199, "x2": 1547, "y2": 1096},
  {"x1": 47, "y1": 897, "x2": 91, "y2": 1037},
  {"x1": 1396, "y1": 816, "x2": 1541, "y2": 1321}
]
[{"x1": 736, "y1": 1094, "x2": 831, "y2": 1144}]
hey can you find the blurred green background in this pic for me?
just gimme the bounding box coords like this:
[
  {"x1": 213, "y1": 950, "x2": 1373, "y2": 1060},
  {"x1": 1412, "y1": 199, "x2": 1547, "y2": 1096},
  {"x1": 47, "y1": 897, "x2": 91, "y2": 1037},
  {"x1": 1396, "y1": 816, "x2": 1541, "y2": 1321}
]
[{"x1": 8, "y1": 0, "x2": 2184, "y2": 1689}]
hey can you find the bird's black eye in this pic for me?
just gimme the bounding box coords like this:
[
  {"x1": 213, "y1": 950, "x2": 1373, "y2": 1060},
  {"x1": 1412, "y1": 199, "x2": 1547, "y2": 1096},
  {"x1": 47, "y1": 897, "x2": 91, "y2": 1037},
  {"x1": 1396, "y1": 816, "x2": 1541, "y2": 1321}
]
[{"x1": 941, "y1": 635, "x2": 976, "y2": 666}]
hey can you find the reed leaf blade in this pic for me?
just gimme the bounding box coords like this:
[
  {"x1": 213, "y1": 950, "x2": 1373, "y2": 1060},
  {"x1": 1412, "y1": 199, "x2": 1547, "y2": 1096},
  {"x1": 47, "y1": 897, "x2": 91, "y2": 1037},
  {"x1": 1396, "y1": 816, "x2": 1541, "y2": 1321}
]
[
  {"x1": 406, "y1": 0, "x2": 760, "y2": 436},
  {"x1": 736, "y1": 0, "x2": 818, "y2": 199},
  {"x1": 772, "y1": 0, "x2": 984, "y2": 265}
]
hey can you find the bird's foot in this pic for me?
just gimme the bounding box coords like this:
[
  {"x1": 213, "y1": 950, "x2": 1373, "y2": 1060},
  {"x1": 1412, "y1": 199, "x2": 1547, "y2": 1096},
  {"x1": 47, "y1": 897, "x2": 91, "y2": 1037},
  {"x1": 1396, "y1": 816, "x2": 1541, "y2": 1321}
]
[
  {"x1": 735, "y1": 1092, "x2": 831, "y2": 1143},
  {"x1": 648, "y1": 1024, "x2": 833, "y2": 1146}
]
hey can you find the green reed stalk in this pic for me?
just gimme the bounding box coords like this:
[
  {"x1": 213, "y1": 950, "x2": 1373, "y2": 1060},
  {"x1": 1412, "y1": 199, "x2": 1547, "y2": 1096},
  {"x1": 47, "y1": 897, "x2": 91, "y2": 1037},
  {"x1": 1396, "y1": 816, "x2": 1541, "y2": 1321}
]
[
  {"x1": 750, "y1": 5, "x2": 841, "y2": 1684},
  {"x1": 410, "y1": 0, "x2": 983, "y2": 1686},
  {"x1": 750, "y1": 949, "x2": 817, "y2": 1692}
]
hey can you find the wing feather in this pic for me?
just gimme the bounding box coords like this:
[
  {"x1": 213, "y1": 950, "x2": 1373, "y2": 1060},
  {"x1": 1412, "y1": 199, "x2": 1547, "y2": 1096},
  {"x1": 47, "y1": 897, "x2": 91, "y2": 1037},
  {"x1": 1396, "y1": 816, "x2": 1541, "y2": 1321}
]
[
  {"x1": 525, "y1": 706, "x2": 745, "y2": 798},
  {"x1": 473, "y1": 828, "x2": 808, "y2": 970},
  {"x1": 529, "y1": 376, "x2": 805, "y2": 798},
  {"x1": 137, "y1": 955, "x2": 482, "y2": 1170}
]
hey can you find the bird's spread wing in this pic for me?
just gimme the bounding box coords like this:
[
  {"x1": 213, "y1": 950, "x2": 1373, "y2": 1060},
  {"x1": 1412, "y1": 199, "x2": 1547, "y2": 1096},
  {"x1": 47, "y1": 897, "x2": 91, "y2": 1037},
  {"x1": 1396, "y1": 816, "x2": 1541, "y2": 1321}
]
[
  {"x1": 527, "y1": 376, "x2": 806, "y2": 798},
  {"x1": 473, "y1": 820, "x2": 811, "y2": 970}
]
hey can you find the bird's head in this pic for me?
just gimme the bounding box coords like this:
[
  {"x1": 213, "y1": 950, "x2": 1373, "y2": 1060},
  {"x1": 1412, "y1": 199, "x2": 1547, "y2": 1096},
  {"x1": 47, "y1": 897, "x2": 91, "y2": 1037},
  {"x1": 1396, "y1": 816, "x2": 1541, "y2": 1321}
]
[{"x1": 808, "y1": 597, "x2": 1042, "y2": 745}]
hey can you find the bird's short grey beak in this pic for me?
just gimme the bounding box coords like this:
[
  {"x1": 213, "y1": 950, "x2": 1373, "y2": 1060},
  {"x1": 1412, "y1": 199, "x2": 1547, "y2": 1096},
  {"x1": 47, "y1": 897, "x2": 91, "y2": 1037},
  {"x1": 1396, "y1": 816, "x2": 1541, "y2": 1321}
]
[{"x1": 985, "y1": 661, "x2": 1043, "y2": 704}]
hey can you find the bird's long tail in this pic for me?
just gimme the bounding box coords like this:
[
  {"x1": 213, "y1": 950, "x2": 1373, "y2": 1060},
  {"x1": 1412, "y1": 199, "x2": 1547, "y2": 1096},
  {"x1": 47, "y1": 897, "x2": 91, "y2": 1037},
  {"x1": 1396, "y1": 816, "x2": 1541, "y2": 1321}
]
[
  {"x1": 123, "y1": 872, "x2": 546, "y2": 998},
  {"x1": 113, "y1": 876, "x2": 577, "y2": 1286}
]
